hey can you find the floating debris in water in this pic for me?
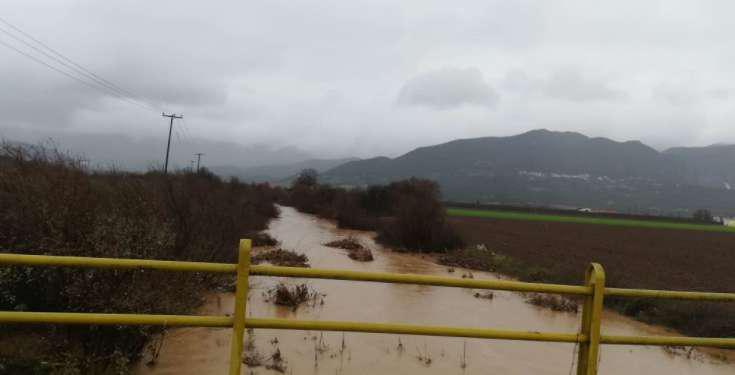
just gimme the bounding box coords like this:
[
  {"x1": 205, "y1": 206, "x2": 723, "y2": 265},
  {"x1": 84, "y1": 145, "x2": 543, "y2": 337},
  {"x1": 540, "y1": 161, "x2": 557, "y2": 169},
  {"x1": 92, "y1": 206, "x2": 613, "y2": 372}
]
[{"x1": 473, "y1": 291, "x2": 494, "y2": 300}]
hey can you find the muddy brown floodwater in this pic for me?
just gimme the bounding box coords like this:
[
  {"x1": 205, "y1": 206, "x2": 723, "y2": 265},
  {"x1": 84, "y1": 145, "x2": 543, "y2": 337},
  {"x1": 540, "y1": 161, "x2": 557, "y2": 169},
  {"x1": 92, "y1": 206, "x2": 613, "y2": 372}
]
[{"x1": 135, "y1": 206, "x2": 735, "y2": 375}]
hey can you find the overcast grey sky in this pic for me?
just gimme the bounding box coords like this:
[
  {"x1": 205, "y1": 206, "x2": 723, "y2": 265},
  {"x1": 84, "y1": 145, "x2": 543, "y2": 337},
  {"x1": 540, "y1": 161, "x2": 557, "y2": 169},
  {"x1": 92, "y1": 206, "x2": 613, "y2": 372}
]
[{"x1": 1, "y1": 0, "x2": 734, "y2": 167}]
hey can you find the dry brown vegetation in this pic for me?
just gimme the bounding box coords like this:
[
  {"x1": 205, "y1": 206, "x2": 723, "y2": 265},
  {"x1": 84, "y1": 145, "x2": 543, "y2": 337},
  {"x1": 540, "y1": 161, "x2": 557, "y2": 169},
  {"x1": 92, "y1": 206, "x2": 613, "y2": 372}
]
[
  {"x1": 264, "y1": 283, "x2": 323, "y2": 310},
  {"x1": 247, "y1": 231, "x2": 279, "y2": 247},
  {"x1": 324, "y1": 237, "x2": 363, "y2": 250},
  {"x1": 473, "y1": 291, "x2": 494, "y2": 300},
  {"x1": 288, "y1": 172, "x2": 463, "y2": 252},
  {"x1": 447, "y1": 215, "x2": 735, "y2": 338},
  {"x1": 251, "y1": 248, "x2": 309, "y2": 267},
  {"x1": 347, "y1": 247, "x2": 374, "y2": 262},
  {"x1": 324, "y1": 237, "x2": 374, "y2": 262},
  {"x1": 266, "y1": 347, "x2": 287, "y2": 373},
  {"x1": 525, "y1": 293, "x2": 578, "y2": 313},
  {"x1": 0, "y1": 143, "x2": 281, "y2": 373}
]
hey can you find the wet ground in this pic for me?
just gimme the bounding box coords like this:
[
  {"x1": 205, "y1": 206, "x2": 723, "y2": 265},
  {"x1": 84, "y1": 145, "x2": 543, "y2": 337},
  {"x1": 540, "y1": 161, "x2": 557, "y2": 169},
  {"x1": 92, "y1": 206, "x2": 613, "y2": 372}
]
[{"x1": 135, "y1": 206, "x2": 735, "y2": 375}]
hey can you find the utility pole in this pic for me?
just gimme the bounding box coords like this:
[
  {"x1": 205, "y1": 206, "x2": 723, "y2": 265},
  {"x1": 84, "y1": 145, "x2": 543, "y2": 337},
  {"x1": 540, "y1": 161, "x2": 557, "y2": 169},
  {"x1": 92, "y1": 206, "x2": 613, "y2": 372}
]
[
  {"x1": 194, "y1": 152, "x2": 205, "y2": 173},
  {"x1": 161, "y1": 112, "x2": 183, "y2": 174}
]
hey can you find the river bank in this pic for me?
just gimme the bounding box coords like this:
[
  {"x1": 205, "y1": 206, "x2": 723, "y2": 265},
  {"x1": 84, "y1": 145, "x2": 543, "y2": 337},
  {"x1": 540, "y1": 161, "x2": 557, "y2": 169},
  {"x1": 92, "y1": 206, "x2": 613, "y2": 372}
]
[{"x1": 135, "y1": 206, "x2": 735, "y2": 374}]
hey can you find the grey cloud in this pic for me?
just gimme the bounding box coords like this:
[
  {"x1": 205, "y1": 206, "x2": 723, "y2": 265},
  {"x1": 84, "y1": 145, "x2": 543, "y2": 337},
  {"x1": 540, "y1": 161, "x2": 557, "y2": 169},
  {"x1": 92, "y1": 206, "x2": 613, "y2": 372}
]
[
  {"x1": 2, "y1": 0, "x2": 735, "y2": 165},
  {"x1": 652, "y1": 84, "x2": 700, "y2": 107},
  {"x1": 708, "y1": 88, "x2": 731, "y2": 100},
  {"x1": 543, "y1": 70, "x2": 626, "y2": 101},
  {"x1": 396, "y1": 68, "x2": 499, "y2": 110},
  {"x1": 0, "y1": 68, "x2": 99, "y2": 126},
  {"x1": 503, "y1": 69, "x2": 626, "y2": 102}
]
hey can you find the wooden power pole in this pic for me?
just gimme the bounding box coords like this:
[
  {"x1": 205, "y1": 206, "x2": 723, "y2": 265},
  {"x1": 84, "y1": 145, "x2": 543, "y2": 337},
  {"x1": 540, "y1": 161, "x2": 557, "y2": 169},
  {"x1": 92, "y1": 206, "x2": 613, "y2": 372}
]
[
  {"x1": 194, "y1": 152, "x2": 205, "y2": 172},
  {"x1": 161, "y1": 112, "x2": 183, "y2": 174}
]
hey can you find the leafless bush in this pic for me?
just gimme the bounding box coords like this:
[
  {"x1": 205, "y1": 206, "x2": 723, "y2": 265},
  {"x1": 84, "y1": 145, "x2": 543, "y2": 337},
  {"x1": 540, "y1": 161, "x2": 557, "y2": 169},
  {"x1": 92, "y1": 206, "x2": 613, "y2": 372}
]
[
  {"x1": 265, "y1": 347, "x2": 287, "y2": 373},
  {"x1": 324, "y1": 237, "x2": 374, "y2": 261},
  {"x1": 473, "y1": 291, "x2": 494, "y2": 300},
  {"x1": 0, "y1": 142, "x2": 281, "y2": 372},
  {"x1": 247, "y1": 231, "x2": 279, "y2": 247},
  {"x1": 525, "y1": 293, "x2": 578, "y2": 313},
  {"x1": 251, "y1": 249, "x2": 309, "y2": 267},
  {"x1": 347, "y1": 247, "x2": 374, "y2": 261},
  {"x1": 288, "y1": 175, "x2": 463, "y2": 252},
  {"x1": 324, "y1": 237, "x2": 363, "y2": 251},
  {"x1": 264, "y1": 283, "x2": 323, "y2": 310}
]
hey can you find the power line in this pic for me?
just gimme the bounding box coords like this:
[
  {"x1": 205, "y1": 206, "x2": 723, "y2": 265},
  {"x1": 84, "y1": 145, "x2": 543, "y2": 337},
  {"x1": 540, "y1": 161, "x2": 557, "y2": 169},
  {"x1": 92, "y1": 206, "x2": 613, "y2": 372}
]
[
  {"x1": 173, "y1": 126, "x2": 182, "y2": 144},
  {"x1": 0, "y1": 35, "x2": 151, "y2": 112},
  {"x1": 180, "y1": 118, "x2": 194, "y2": 141},
  {"x1": 0, "y1": 16, "x2": 155, "y2": 107},
  {"x1": 0, "y1": 38, "x2": 119, "y2": 98},
  {"x1": 0, "y1": 16, "x2": 199, "y2": 174},
  {"x1": 0, "y1": 25, "x2": 133, "y2": 103},
  {"x1": 178, "y1": 118, "x2": 192, "y2": 144},
  {"x1": 0, "y1": 16, "x2": 159, "y2": 112}
]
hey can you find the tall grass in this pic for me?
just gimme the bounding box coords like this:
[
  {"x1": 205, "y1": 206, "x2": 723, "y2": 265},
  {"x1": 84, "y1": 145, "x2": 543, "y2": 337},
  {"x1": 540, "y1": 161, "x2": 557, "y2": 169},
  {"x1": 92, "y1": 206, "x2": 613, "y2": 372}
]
[{"x1": 0, "y1": 142, "x2": 281, "y2": 373}]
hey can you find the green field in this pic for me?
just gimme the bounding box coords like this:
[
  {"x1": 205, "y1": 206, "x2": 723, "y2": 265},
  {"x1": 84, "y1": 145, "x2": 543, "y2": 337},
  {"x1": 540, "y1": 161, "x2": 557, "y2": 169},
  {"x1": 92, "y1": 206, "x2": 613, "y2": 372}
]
[{"x1": 447, "y1": 207, "x2": 735, "y2": 233}]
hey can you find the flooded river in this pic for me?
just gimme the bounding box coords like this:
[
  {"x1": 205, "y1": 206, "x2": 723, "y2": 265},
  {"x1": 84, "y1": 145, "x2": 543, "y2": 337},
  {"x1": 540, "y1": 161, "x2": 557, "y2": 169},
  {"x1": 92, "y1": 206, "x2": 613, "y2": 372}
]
[{"x1": 135, "y1": 206, "x2": 734, "y2": 374}]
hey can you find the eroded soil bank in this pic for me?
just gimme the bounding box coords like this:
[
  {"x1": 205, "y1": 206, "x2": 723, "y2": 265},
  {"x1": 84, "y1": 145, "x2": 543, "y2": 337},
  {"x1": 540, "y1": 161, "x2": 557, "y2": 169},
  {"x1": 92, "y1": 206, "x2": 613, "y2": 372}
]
[{"x1": 135, "y1": 206, "x2": 735, "y2": 375}]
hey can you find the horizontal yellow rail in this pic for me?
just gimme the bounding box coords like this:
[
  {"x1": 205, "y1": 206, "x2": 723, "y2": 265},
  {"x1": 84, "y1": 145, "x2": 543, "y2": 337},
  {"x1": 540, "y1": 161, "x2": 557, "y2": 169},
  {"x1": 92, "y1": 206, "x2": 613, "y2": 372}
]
[
  {"x1": 4, "y1": 311, "x2": 735, "y2": 348},
  {"x1": 0, "y1": 311, "x2": 233, "y2": 327},
  {"x1": 601, "y1": 334, "x2": 735, "y2": 348},
  {"x1": 0, "y1": 253, "x2": 236, "y2": 273},
  {"x1": 247, "y1": 318, "x2": 582, "y2": 343},
  {"x1": 4, "y1": 253, "x2": 734, "y2": 301},
  {"x1": 606, "y1": 287, "x2": 735, "y2": 301},
  {"x1": 250, "y1": 264, "x2": 592, "y2": 295},
  {"x1": 2, "y1": 249, "x2": 735, "y2": 375}
]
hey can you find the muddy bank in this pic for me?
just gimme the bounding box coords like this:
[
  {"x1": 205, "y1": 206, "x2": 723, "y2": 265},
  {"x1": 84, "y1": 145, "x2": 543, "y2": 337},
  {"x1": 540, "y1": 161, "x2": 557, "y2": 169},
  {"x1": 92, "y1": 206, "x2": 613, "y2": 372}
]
[{"x1": 135, "y1": 206, "x2": 735, "y2": 374}]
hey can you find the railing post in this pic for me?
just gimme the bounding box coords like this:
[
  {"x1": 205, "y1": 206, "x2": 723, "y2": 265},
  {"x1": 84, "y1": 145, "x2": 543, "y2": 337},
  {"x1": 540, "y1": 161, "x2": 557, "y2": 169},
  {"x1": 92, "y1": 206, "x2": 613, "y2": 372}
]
[
  {"x1": 228, "y1": 239, "x2": 251, "y2": 375},
  {"x1": 577, "y1": 263, "x2": 605, "y2": 375}
]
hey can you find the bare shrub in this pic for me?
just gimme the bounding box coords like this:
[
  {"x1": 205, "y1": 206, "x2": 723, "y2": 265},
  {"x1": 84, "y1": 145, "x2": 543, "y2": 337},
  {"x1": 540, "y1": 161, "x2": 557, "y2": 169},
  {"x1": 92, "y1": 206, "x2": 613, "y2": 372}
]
[
  {"x1": 247, "y1": 231, "x2": 279, "y2": 247},
  {"x1": 0, "y1": 142, "x2": 281, "y2": 372},
  {"x1": 347, "y1": 248, "x2": 374, "y2": 262},
  {"x1": 288, "y1": 175, "x2": 463, "y2": 252},
  {"x1": 525, "y1": 293, "x2": 578, "y2": 313},
  {"x1": 324, "y1": 237, "x2": 363, "y2": 251},
  {"x1": 264, "y1": 283, "x2": 323, "y2": 310},
  {"x1": 266, "y1": 347, "x2": 287, "y2": 373},
  {"x1": 376, "y1": 179, "x2": 463, "y2": 252},
  {"x1": 662, "y1": 345, "x2": 698, "y2": 359},
  {"x1": 243, "y1": 349, "x2": 265, "y2": 367},
  {"x1": 251, "y1": 249, "x2": 309, "y2": 267},
  {"x1": 473, "y1": 291, "x2": 494, "y2": 300},
  {"x1": 324, "y1": 237, "x2": 374, "y2": 261}
]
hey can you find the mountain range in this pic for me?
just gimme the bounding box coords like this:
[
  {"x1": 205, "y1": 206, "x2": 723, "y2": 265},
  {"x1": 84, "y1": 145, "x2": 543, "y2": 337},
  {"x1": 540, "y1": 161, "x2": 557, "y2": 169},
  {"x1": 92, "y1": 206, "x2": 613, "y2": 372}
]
[
  {"x1": 321, "y1": 130, "x2": 735, "y2": 216},
  {"x1": 210, "y1": 157, "x2": 358, "y2": 183}
]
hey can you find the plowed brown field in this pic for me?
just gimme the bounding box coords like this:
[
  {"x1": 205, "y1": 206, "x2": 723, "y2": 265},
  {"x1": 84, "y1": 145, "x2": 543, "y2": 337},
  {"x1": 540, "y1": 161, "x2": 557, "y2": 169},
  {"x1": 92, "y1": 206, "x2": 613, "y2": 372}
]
[{"x1": 449, "y1": 216, "x2": 735, "y2": 337}]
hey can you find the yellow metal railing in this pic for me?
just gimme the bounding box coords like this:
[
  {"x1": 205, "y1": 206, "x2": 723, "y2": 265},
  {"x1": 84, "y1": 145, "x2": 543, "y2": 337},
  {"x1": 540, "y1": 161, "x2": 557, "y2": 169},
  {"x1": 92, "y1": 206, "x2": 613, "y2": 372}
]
[{"x1": 1, "y1": 239, "x2": 735, "y2": 375}]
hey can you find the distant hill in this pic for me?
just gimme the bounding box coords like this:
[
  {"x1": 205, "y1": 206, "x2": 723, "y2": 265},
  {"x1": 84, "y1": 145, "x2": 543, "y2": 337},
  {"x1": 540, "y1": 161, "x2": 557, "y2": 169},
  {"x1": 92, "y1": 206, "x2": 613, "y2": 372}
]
[
  {"x1": 323, "y1": 129, "x2": 735, "y2": 216},
  {"x1": 211, "y1": 157, "x2": 358, "y2": 183},
  {"x1": 663, "y1": 144, "x2": 735, "y2": 190}
]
